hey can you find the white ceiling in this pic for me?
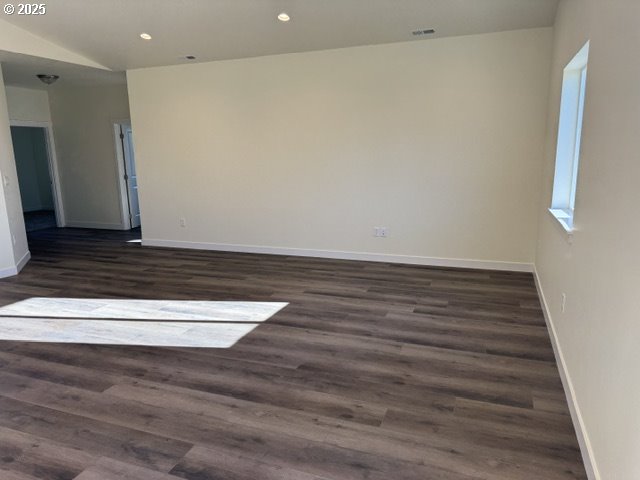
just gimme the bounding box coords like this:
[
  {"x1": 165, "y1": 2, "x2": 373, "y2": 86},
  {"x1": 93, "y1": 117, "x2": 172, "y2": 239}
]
[
  {"x1": 1, "y1": 0, "x2": 558, "y2": 88},
  {"x1": 0, "y1": 51, "x2": 125, "y2": 89},
  {"x1": 3, "y1": 0, "x2": 559, "y2": 73}
]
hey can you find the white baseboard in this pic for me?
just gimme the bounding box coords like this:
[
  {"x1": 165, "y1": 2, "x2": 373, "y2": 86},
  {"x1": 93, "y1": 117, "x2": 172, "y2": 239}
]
[
  {"x1": 65, "y1": 221, "x2": 126, "y2": 230},
  {"x1": 0, "y1": 250, "x2": 31, "y2": 279},
  {"x1": 0, "y1": 265, "x2": 18, "y2": 279},
  {"x1": 142, "y1": 238, "x2": 534, "y2": 272},
  {"x1": 533, "y1": 267, "x2": 599, "y2": 480},
  {"x1": 16, "y1": 250, "x2": 31, "y2": 273}
]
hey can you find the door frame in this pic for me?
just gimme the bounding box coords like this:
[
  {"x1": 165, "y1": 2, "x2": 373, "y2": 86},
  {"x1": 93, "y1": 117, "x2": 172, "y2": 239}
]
[
  {"x1": 9, "y1": 120, "x2": 66, "y2": 228},
  {"x1": 113, "y1": 120, "x2": 136, "y2": 230}
]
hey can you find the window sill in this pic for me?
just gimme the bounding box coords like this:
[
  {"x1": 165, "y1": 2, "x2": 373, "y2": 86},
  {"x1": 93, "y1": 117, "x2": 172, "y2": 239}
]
[{"x1": 549, "y1": 208, "x2": 574, "y2": 234}]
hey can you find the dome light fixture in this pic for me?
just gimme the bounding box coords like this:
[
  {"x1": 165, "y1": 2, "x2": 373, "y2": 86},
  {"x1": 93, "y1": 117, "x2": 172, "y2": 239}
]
[
  {"x1": 37, "y1": 74, "x2": 59, "y2": 85},
  {"x1": 277, "y1": 12, "x2": 290, "y2": 22},
  {"x1": 140, "y1": 32, "x2": 152, "y2": 40}
]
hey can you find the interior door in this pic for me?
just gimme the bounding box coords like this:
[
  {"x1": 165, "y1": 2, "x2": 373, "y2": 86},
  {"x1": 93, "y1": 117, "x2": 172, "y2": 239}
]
[{"x1": 122, "y1": 125, "x2": 141, "y2": 228}]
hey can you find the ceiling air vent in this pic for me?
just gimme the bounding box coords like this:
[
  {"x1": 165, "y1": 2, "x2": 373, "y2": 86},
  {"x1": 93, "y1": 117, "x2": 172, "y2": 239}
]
[{"x1": 412, "y1": 29, "x2": 436, "y2": 37}]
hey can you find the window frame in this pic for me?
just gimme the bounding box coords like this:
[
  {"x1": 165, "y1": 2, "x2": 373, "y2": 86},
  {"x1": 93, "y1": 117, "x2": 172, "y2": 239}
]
[{"x1": 549, "y1": 42, "x2": 590, "y2": 232}]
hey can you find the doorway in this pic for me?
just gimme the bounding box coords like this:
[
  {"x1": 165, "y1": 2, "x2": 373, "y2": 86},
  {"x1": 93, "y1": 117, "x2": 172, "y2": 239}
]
[
  {"x1": 114, "y1": 122, "x2": 141, "y2": 230},
  {"x1": 9, "y1": 124, "x2": 64, "y2": 232}
]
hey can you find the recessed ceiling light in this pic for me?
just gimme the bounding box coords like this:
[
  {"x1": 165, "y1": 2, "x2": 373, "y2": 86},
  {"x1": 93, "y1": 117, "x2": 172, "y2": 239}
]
[
  {"x1": 277, "y1": 12, "x2": 290, "y2": 22},
  {"x1": 140, "y1": 33, "x2": 152, "y2": 40}
]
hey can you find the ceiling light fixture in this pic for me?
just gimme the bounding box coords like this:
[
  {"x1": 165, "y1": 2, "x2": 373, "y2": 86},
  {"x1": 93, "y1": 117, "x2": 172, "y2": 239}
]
[
  {"x1": 36, "y1": 74, "x2": 59, "y2": 85},
  {"x1": 140, "y1": 33, "x2": 152, "y2": 40},
  {"x1": 277, "y1": 12, "x2": 290, "y2": 22},
  {"x1": 185, "y1": 55, "x2": 196, "y2": 60}
]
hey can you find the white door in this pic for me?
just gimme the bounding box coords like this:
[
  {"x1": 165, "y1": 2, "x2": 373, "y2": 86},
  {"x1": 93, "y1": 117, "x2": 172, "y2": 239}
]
[{"x1": 122, "y1": 125, "x2": 141, "y2": 228}]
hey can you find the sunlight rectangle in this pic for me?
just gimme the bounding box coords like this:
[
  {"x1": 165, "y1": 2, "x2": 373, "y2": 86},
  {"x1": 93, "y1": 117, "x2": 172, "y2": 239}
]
[
  {"x1": 0, "y1": 298, "x2": 288, "y2": 322},
  {"x1": 0, "y1": 298, "x2": 288, "y2": 348},
  {"x1": 0, "y1": 317, "x2": 259, "y2": 348}
]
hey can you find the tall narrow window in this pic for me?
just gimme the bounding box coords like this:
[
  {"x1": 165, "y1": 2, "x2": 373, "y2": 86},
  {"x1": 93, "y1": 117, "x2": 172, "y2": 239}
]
[{"x1": 550, "y1": 41, "x2": 589, "y2": 232}]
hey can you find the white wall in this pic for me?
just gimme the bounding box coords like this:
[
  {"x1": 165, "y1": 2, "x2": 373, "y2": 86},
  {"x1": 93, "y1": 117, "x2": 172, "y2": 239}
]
[
  {"x1": 5, "y1": 86, "x2": 52, "y2": 123},
  {"x1": 128, "y1": 28, "x2": 552, "y2": 269},
  {"x1": 535, "y1": 0, "x2": 640, "y2": 478},
  {"x1": 48, "y1": 84, "x2": 130, "y2": 229},
  {"x1": 5, "y1": 83, "x2": 131, "y2": 231},
  {"x1": 0, "y1": 65, "x2": 29, "y2": 277}
]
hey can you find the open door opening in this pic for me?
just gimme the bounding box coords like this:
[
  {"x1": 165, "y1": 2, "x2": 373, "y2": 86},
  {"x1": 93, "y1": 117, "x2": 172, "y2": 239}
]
[
  {"x1": 9, "y1": 125, "x2": 64, "y2": 234},
  {"x1": 114, "y1": 122, "x2": 141, "y2": 230}
]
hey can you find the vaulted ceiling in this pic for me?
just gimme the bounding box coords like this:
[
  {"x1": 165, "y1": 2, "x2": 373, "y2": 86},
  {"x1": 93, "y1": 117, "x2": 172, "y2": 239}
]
[{"x1": 0, "y1": 0, "x2": 559, "y2": 87}]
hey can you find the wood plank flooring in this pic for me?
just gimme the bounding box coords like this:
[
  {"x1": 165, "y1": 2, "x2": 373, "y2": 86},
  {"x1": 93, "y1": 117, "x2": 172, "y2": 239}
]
[
  {"x1": 0, "y1": 298, "x2": 288, "y2": 347},
  {"x1": 0, "y1": 228, "x2": 587, "y2": 479}
]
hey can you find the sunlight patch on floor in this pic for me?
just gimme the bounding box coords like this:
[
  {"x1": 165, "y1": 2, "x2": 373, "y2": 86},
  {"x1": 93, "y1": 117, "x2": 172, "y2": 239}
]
[
  {"x1": 0, "y1": 298, "x2": 288, "y2": 322},
  {"x1": 0, "y1": 298, "x2": 288, "y2": 348}
]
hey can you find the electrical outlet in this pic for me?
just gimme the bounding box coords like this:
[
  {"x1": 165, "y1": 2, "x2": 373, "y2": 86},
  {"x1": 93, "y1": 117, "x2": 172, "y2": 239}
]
[
  {"x1": 380, "y1": 227, "x2": 388, "y2": 238},
  {"x1": 179, "y1": 218, "x2": 187, "y2": 228},
  {"x1": 561, "y1": 293, "x2": 567, "y2": 313},
  {"x1": 373, "y1": 227, "x2": 388, "y2": 238}
]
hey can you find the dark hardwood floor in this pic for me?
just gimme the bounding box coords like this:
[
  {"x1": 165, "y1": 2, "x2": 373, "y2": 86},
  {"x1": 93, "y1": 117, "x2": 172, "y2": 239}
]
[
  {"x1": 23, "y1": 210, "x2": 57, "y2": 233},
  {"x1": 0, "y1": 228, "x2": 587, "y2": 479}
]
